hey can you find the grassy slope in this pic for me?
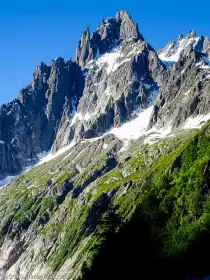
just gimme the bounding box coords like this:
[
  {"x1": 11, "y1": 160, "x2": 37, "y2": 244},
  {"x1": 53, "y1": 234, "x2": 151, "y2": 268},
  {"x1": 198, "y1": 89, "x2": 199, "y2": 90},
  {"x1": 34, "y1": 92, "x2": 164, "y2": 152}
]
[{"x1": 0, "y1": 124, "x2": 210, "y2": 279}]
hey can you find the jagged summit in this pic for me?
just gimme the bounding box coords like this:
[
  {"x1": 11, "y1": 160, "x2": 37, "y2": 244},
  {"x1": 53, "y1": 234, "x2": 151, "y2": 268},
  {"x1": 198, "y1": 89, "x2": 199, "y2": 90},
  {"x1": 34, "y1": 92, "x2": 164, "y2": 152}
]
[
  {"x1": 116, "y1": 9, "x2": 131, "y2": 18},
  {"x1": 158, "y1": 31, "x2": 210, "y2": 65},
  {"x1": 76, "y1": 10, "x2": 143, "y2": 68},
  {"x1": 150, "y1": 30, "x2": 210, "y2": 131},
  {"x1": 0, "y1": 10, "x2": 159, "y2": 180},
  {"x1": 54, "y1": 10, "x2": 163, "y2": 152},
  {"x1": 1, "y1": 10, "x2": 210, "y2": 186},
  {"x1": 178, "y1": 33, "x2": 184, "y2": 41},
  {"x1": 187, "y1": 29, "x2": 197, "y2": 38}
]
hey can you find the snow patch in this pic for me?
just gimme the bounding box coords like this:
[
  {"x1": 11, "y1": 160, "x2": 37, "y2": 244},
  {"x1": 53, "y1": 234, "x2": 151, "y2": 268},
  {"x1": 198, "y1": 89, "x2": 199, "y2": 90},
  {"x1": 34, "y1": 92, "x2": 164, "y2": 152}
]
[
  {"x1": 95, "y1": 47, "x2": 133, "y2": 74},
  {"x1": 183, "y1": 90, "x2": 190, "y2": 96},
  {"x1": 195, "y1": 56, "x2": 210, "y2": 71},
  {"x1": 70, "y1": 112, "x2": 92, "y2": 126},
  {"x1": 105, "y1": 86, "x2": 112, "y2": 96},
  {"x1": 103, "y1": 143, "x2": 109, "y2": 149},
  {"x1": 95, "y1": 48, "x2": 121, "y2": 74},
  {"x1": 109, "y1": 105, "x2": 172, "y2": 147},
  {"x1": 195, "y1": 61, "x2": 202, "y2": 67},
  {"x1": 105, "y1": 103, "x2": 173, "y2": 150},
  {"x1": 200, "y1": 64, "x2": 210, "y2": 69},
  {"x1": 183, "y1": 113, "x2": 210, "y2": 130},
  {"x1": 37, "y1": 141, "x2": 76, "y2": 166},
  {"x1": 110, "y1": 106, "x2": 153, "y2": 140},
  {"x1": 112, "y1": 57, "x2": 131, "y2": 72},
  {"x1": 159, "y1": 49, "x2": 181, "y2": 65},
  {"x1": 0, "y1": 163, "x2": 36, "y2": 188},
  {"x1": 83, "y1": 113, "x2": 91, "y2": 121},
  {"x1": 144, "y1": 126, "x2": 173, "y2": 145},
  {"x1": 89, "y1": 43, "x2": 141, "y2": 75},
  {"x1": 0, "y1": 141, "x2": 76, "y2": 187},
  {"x1": 83, "y1": 134, "x2": 108, "y2": 143},
  {"x1": 6, "y1": 110, "x2": 12, "y2": 116},
  {"x1": 70, "y1": 112, "x2": 80, "y2": 126}
]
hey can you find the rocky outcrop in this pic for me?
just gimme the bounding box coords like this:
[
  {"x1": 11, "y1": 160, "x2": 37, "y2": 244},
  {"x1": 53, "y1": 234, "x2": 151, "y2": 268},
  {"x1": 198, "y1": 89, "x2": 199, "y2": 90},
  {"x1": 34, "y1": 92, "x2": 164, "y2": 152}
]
[
  {"x1": 150, "y1": 32, "x2": 210, "y2": 130},
  {"x1": 0, "y1": 59, "x2": 84, "y2": 179},
  {"x1": 158, "y1": 31, "x2": 206, "y2": 63}
]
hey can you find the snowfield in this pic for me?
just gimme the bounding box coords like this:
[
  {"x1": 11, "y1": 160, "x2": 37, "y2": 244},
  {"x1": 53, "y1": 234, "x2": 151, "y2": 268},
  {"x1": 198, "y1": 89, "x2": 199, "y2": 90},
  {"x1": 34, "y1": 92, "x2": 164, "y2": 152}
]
[
  {"x1": 110, "y1": 106, "x2": 153, "y2": 140},
  {"x1": 1, "y1": 106, "x2": 210, "y2": 188}
]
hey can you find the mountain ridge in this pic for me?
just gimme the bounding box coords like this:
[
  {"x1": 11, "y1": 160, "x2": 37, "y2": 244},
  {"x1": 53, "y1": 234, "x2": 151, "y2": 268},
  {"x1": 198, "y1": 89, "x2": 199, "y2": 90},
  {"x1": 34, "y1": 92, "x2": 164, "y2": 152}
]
[{"x1": 0, "y1": 9, "x2": 210, "y2": 183}]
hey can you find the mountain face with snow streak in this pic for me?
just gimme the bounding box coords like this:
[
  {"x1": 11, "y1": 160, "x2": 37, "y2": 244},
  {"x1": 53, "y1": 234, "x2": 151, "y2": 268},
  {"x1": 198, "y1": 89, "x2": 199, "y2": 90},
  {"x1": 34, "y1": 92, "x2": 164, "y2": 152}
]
[
  {"x1": 0, "y1": 10, "x2": 164, "y2": 178},
  {"x1": 0, "y1": 60, "x2": 84, "y2": 179},
  {"x1": 1, "y1": 10, "x2": 210, "y2": 180},
  {"x1": 52, "y1": 10, "x2": 164, "y2": 151},
  {"x1": 158, "y1": 31, "x2": 210, "y2": 65},
  {"x1": 76, "y1": 10, "x2": 143, "y2": 68},
  {"x1": 150, "y1": 31, "x2": 210, "y2": 131}
]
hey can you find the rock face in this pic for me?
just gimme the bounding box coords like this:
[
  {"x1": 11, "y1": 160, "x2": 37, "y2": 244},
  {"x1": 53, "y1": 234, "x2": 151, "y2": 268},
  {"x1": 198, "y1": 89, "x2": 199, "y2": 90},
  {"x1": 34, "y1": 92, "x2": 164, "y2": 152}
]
[
  {"x1": 158, "y1": 31, "x2": 206, "y2": 64},
  {"x1": 150, "y1": 32, "x2": 210, "y2": 130},
  {"x1": 0, "y1": 59, "x2": 84, "y2": 179}
]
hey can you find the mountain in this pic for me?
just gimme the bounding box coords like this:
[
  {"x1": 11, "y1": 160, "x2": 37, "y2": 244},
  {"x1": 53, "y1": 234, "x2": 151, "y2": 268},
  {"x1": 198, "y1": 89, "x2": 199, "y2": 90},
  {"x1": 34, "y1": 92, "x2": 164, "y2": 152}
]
[
  {"x1": 150, "y1": 31, "x2": 210, "y2": 130},
  {"x1": 2, "y1": 11, "x2": 210, "y2": 182},
  {"x1": 0, "y1": 59, "x2": 84, "y2": 179},
  {"x1": 53, "y1": 10, "x2": 164, "y2": 151},
  {"x1": 0, "y1": 10, "x2": 164, "y2": 180},
  {"x1": 0, "y1": 10, "x2": 210, "y2": 280},
  {"x1": 158, "y1": 31, "x2": 210, "y2": 65}
]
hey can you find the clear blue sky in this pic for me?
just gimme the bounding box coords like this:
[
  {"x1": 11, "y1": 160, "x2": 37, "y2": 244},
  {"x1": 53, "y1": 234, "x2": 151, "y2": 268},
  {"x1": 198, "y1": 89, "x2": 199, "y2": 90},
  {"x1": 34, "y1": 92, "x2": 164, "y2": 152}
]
[{"x1": 1, "y1": 0, "x2": 210, "y2": 104}]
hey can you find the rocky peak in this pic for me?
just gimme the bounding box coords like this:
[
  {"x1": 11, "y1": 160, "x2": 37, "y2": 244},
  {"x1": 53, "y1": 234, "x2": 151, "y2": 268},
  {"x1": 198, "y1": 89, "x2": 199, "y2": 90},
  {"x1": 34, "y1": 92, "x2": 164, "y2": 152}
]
[
  {"x1": 178, "y1": 33, "x2": 184, "y2": 41},
  {"x1": 157, "y1": 40, "x2": 176, "y2": 56},
  {"x1": 76, "y1": 28, "x2": 92, "y2": 68},
  {"x1": 116, "y1": 10, "x2": 143, "y2": 42},
  {"x1": 33, "y1": 62, "x2": 50, "y2": 84},
  {"x1": 0, "y1": 56, "x2": 84, "y2": 179},
  {"x1": 76, "y1": 10, "x2": 144, "y2": 68},
  {"x1": 203, "y1": 36, "x2": 210, "y2": 55},
  {"x1": 150, "y1": 30, "x2": 210, "y2": 133},
  {"x1": 53, "y1": 11, "x2": 164, "y2": 151},
  {"x1": 2, "y1": 10, "x2": 210, "y2": 186},
  {"x1": 186, "y1": 30, "x2": 197, "y2": 38},
  {"x1": 18, "y1": 62, "x2": 50, "y2": 107},
  {"x1": 158, "y1": 31, "x2": 206, "y2": 65}
]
